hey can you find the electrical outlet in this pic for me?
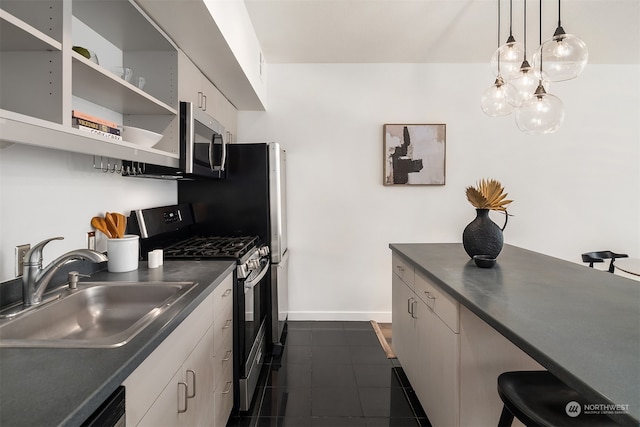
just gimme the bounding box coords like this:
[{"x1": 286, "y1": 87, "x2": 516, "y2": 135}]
[
  {"x1": 87, "y1": 231, "x2": 96, "y2": 250},
  {"x1": 15, "y1": 244, "x2": 30, "y2": 277}
]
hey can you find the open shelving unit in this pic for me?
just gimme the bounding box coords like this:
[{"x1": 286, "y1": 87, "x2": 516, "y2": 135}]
[{"x1": 0, "y1": 0, "x2": 179, "y2": 166}]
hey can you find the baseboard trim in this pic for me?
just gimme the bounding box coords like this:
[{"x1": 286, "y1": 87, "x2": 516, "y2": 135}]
[{"x1": 288, "y1": 311, "x2": 392, "y2": 322}]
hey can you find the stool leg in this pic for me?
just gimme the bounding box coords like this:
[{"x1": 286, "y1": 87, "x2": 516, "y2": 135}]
[{"x1": 498, "y1": 406, "x2": 514, "y2": 427}]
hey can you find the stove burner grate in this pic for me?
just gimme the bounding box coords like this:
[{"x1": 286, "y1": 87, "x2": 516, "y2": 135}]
[{"x1": 163, "y1": 236, "x2": 259, "y2": 259}]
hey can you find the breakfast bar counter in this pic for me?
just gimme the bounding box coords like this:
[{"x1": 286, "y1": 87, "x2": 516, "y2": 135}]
[{"x1": 390, "y1": 243, "x2": 640, "y2": 425}]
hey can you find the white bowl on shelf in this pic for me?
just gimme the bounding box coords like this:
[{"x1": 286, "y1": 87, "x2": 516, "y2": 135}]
[{"x1": 121, "y1": 126, "x2": 162, "y2": 148}]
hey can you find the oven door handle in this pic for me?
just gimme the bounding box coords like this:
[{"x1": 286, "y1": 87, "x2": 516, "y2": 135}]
[{"x1": 244, "y1": 262, "x2": 270, "y2": 289}]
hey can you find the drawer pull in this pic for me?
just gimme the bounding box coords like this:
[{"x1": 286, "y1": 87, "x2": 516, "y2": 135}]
[
  {"x1": 186, "y1": 369, "x2": 196, "y2": 398},
  {"x1": 221, "y1": 381, "x2": 232, "y2": 394},
  {"x1": 222, "y1": 319, "x2": 232, "y2": 329},
  {"x1": 425, "y1": 291, "x2": 436, "y2": 310},
  {"x1": 222, "y1": 288, "x2": 232, "y2": 297},
  {"x1": 178, "y1": 382, "x2": 188, "y2": 413},
  {"x1": 222, "y1": 349, "x2": 232, "y2": 362}
]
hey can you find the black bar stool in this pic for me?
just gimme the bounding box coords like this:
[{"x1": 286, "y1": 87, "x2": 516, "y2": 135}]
[
  {"x1": 497, "y1": 371, "x2": 624, "y2": 426},
  {"x1": 581, "y1": 251, "x2": 628, "y2": 273}
]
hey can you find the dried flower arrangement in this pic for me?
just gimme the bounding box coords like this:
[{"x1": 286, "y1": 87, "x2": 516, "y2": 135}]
[{"x1": 465, "y1": 178, "x2": 513, "y2": 212}]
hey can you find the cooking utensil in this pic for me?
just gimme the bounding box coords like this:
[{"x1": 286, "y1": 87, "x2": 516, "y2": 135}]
[
  {"x1": 91, "y1": 216, "x2": 112, "y2": 238},
  {"x1": 105, "y1": 212, "x2": 119, "y2": 239},
  {"x1": 114, "y1": 213, "x2": 127, "y2": 238}
]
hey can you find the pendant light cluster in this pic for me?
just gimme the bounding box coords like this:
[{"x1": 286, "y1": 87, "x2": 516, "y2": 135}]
[{"x1": 481, "y1": 0, "x2": 588, "y2": 134}]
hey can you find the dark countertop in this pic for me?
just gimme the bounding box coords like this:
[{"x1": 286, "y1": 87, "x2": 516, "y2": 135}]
[
  {"x1": 389, "y1": 243, "x2": 640, "y2": 424},
  {"x1": 0, "y1": 260, "x2": 235, "y2": 427}
]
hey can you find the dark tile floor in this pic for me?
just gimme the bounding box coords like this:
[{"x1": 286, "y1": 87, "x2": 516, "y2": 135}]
[{"x1": 227, "y1": 321, "x2": 431, "y2": 427}]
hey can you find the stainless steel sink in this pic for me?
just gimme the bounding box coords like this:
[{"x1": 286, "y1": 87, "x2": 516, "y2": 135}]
[{"x1": 0, "y1": 282, "x2": 197, "y2": 348}]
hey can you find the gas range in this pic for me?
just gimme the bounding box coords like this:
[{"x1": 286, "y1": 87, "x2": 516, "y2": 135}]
[
  {"x1": 128, "y1": 204, "x2": 269, "y2": 278},
  {"x1": 163, "y1": 235, "x2": 259, "y2": 262}
]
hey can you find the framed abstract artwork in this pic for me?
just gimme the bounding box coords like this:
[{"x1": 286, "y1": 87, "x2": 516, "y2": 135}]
[{"x1": 383, "y1": 124, "x2": 446, "y2": 186}]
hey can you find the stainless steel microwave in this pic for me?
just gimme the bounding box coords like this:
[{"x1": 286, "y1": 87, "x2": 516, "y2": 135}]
[
  {"x1": 122, "y1": 101, "x2": 226, "y2": 180},
  {"x1": 180, "y1": 101, "x2": 226, "y2": 178}
]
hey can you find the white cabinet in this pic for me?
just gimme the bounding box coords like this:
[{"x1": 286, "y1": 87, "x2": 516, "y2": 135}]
[
  {"x1": 392, "y1": 253, "x2": 460, "y2": 427},
  {"x1": 212, "y1": 273, "x2": 234, "y2": 427},
  {"x1": 123, "y1": 273, "x2": 234, "y2": 427},
  {"x1": 414, "y1": 271, "x2": 460, "y2": 427},
  {"x1": 0, "y1": 0, "x2": 180, "y2": 166},
  {"x1": 391, "y1": 274, "x2": 418, "y2": 378},
  {"x1": 392, "y1": 251, "x2": 542, "y2": 427},
  {"x1": 177, "y1": 49, "x2": 238, "y2": 140},
  {"x1": 136, "y1": 325, "x2": 214, "y2": 427}
]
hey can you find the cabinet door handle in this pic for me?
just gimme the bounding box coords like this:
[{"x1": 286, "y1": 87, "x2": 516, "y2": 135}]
[
  {"x1": 221, "y1": 381, "x2": 233, "y2": 394},
  {"x1": 222, "y1": 319, "x2": 232, "y2": 329},
  {"x1": 409, "y1": 297, "x2": 418, "y2": 319},
  {"x1": 178, "y1": 382, "x2": 188, "y2": 413},
  {"x1": 222, "y1": 349, "x2": 232, "y2": 362},
  {"x1": 197, "y1": 91, "x2": 204, "y2": 109},
  {"x1": 222, "y1": 288, "x2": 232, "y2": 298},
  {"x1": 407, "y1": 297, "x2": 413, "y2": 315},
  {"x1": 202, "y1": 94, "x2": 207, "y2": 111},
  {"x1": 396, "y1": 265, "x2": 405, "y2": 273},
  {"x1": 186, "y1": 369, "x2": 196, "y2": 398}
]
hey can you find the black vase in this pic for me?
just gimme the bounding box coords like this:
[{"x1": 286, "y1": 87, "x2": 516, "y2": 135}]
[{"x1": 462, "y1": 209, "x2": 506, "y2": 259}]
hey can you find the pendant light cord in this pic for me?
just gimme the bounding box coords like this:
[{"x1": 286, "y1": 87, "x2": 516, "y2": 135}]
[
  {"x1": 539, "y1": 0, "x2": 544, "y2": 78},
  {"x1": 509, "y1": 0, "x2": 514, "y2": 38},
  {"x1": 558, "y1": 0, "x2": 562, "y2": 28},
  {"x1": 497, "y1": 0, "x2": 501, "y2": 72},
  {"x1": 523, "y1": 0, "x2": 527, "y2": 58}
]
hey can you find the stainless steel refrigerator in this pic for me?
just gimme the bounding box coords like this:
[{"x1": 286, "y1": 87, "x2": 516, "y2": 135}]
[{"x1": 178, "y1": 142, "x2": 289, "y2": 352}]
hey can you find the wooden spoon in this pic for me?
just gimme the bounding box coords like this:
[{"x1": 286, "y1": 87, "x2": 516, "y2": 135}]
[
  {"x1": 105, "y1": 212, "x2": 119, "y2": 239},
  {"x1": 114, "y1": 213, "x2": 127, "y2": 238},
  {"x1": 91, "y1": 216, "x2": 112, "y2": 238}
]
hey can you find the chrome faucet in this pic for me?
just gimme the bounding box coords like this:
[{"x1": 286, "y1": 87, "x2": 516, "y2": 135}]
[{"x1": 22, "y1": 237, "x2": 108, "y2": 307}]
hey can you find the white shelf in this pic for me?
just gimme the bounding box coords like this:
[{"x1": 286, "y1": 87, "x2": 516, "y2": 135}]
[
  {"x1": 1, "y1": 111, "x2": 179, "y2": 167},
  {"x1": 0, "y1": 0, "x2": 179, "y2": 165},
  {"x1": 72, "y1": 52, "x2": 177, "y2": 116},
  {"x1": 72, "y1": 0, "x2": 174, "y2": 52},
  {"x1": 0, "y1": 10, "x2": 62, "y2": 52}
]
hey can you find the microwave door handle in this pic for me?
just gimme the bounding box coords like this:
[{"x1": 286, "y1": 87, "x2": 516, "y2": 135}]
[
  {"x1": 220, "y1": 134, "x2": 226, "y2": 171},
  {"x1": 210, "y1": 134, "x2": 226, "y2": 172},
  {"x1": 208, "y1": 134, "x2": 215, "y2": 171}
]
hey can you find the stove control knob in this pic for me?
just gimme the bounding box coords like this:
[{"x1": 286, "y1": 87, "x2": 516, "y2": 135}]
[
  {"x1": 247, "y1": 259, "x2": 260, "y2": 270},
  {"x1": 259, "y1": 246, "x2": 270, "y2": 257},
  {"x1": 237, "y1": 264, "x2": 249, "y2": 279}
]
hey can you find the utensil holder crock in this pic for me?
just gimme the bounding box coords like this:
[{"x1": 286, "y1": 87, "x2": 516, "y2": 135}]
[{"x1": 107, "y1": 235, "x2": 139, "y2": 272}]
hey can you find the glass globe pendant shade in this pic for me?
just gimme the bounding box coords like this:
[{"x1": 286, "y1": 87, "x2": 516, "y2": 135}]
[
  {"x1": 505, "y1": 60, "x2": 539, "y2": 107},
  {"x1": 481, "y1": 77, "x2": 514, "y2": 117},
  {"x1": 532, "y1": 28, "x2": 588, "y2": 82},
  {"x1": 490, "y1": 37, "x2": 525, "y2": 80},
  {"x1": 515, "y1": 83, "x2": 565, "y2": 134}
]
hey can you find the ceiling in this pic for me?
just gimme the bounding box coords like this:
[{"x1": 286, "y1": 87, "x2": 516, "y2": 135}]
[{"x1": 244, "y1": 0, "x2": 640, "y2": 64}]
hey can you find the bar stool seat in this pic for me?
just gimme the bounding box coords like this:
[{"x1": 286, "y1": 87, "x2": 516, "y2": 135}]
[{"x1": 497, "y1": 371, "x2": 622, "y2": 426}]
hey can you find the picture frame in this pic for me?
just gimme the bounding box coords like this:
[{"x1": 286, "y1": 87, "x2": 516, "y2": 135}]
[{"x1": 383, "y1": 124, "x2": 446, "y2": 186}]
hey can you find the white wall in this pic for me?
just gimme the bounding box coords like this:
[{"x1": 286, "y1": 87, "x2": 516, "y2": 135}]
[
  {"x1": 237, "y1": 63, "x2": 640, "y2": 322},
  {"x1": 0, "y1": 144, "x2": 176, "y2": 282}
]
